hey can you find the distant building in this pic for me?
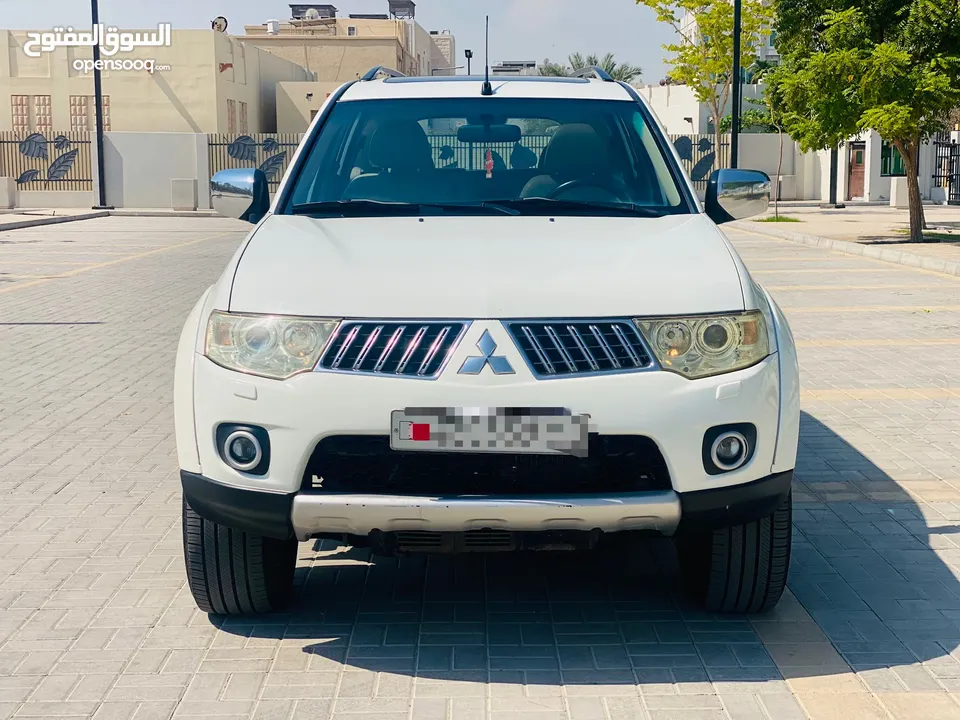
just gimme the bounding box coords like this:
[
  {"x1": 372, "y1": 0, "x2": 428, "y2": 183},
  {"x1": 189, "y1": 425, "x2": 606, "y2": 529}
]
[
  {"x1": 244, "y1": 3, "x2": 458, "y2": 130},
  {"x1": 491, "y1": 61, "x2": 539, "y2": 77},
  {"x1": 678, "y1": 9, "x2": 778, "y2": 77},
  {"x1": 0, "y1": 29, "x2": 312, "y2": 133}
]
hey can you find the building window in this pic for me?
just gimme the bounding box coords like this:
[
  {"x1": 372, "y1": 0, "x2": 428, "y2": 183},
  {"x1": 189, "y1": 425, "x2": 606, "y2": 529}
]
[
  {"x1": 239, "y1": 101, "x2": 248, "y2": 134},
  {"x1": 880, "y1": 140, "x2": 907, "y2": 176},
  {"x1": 227, "y1": 99, "x2": 237, "y2": 133},
  {"x1": 769, "y1": 30, "x2": 777, "y2": 47},
  {"x1": 310, "y1": 109, "x2": 319, "y2": 120},
  {"x1": 347, "y1": 25, "x2": 358, "y2": 36},
  {"x1": 11, "y1": 95, "x2": 29, "y2": 132},
  {"x1": 33, "y1": 95, "x2": 52, "y2": 132},
  {"x1": 11, "y1": 95, "x2": 57, "y2": 133},
  {"x1": 69, "y1": 95, "x2": 89, "y2": 130},
  {"x1": 101, "y1": 95, "x2": 111, "y2": 131},
  {"x1": 69, "y1": 95, "x2": 110, "y2": 131}
]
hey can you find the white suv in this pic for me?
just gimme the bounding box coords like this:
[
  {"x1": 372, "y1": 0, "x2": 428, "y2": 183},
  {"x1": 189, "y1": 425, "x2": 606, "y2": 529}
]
[{"x1": 176, "y1": 66, "x2": 799, "y2": 617}]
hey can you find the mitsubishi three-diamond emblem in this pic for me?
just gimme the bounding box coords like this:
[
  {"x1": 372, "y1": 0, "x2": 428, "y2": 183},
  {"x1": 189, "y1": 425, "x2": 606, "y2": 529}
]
[{"x1": 458, "y1": 329, "x2": 515, "y2": 375}]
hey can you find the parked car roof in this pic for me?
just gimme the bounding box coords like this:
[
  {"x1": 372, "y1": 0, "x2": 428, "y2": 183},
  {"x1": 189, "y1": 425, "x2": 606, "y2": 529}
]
[{"x1": 339, "y1": 76, "x2": 638, "y2": 102}]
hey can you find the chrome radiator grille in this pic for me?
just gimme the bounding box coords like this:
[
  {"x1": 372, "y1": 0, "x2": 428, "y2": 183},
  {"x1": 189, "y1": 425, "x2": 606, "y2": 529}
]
[
  {"x1": 504, "y1": 320, "x2": 655, "y2": 378},
  {"x1": 317, "y1": 321, "x2": 467, "y2": 378}
]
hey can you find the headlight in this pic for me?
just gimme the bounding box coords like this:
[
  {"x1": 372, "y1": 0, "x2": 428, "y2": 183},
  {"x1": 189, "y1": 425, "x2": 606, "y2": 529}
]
[
  {"x1": 634, "y1": 310, "x2": 769, "y2": 379},
  {"x1": 204, "y1": 312, "x2": 340, "y2": 379}
]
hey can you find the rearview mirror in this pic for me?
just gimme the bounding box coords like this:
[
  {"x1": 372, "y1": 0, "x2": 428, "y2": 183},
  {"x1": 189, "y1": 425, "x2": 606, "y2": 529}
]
[
  {"x1": 457, "y1": 124, "x2": 522, "y2": 144},
  {"x1": 704, "y1": 169, "x2": 771, "y2": 224},
  {"x1": 211, "y1": 168, "x2": 270, "y2": 223}
]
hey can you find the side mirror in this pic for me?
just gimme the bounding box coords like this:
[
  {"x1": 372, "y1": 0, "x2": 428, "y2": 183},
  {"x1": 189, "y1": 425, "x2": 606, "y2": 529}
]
[
  {"x1": 211, "y1": 168, "x2": 270, "y2": 223},
  {"x1": 704, "y1": 169, "x2": 771, "y2": 224}
]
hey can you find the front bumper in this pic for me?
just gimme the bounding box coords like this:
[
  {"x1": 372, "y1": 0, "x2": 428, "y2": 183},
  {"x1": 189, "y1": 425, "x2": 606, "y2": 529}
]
[
  {"x1": 190, "y1": 347, "x2": 783, "y2": 497},
  {"x1": 181, "y1": 469, "x2": 793, "y2": 541}
]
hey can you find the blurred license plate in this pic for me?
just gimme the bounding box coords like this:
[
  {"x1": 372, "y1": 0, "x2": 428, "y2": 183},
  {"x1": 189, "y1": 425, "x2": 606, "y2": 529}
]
[{"x1": 390, "y1": 407, "x2": 590, "y2": 457}]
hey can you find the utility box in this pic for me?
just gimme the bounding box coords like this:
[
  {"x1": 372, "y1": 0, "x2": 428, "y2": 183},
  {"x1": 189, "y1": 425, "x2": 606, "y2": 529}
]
[
  {"x1": 777, "y1": 175, "x2": 797, "y2": 201},
  {"x1": 890, "y1": 177, "x2": 909, "y2": 208},
  {"x1": 172, "y1": 178, "x2": 198, "y2": 211},
  {"x1": 0, "y1": 178, "x2": 17, "y2": 209}
]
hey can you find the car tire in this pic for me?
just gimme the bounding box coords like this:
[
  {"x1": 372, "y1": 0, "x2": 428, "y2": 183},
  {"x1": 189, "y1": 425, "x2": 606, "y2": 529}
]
[
  {"x1": 182, "y1": 497, "x2": 298, "y2": 615},
  {"x1": 677, "y1": 491, "x2": 792, "y2": 613}
]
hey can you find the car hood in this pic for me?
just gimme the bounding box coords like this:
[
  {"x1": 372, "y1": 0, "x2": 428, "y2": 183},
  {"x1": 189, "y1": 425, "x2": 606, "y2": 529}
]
[{"x1": 228, "y1": 214, "x2": 745, "y2": 318}]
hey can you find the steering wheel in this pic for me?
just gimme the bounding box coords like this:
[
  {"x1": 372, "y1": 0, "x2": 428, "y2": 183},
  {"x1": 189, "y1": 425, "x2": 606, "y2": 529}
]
[{"x1": 547, "y1": 178, "x2": 627, "y2": 202}]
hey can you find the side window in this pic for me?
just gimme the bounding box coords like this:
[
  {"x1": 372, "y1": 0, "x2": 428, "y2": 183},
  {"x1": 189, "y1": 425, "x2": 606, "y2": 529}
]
[
  {"x1": 632, "y1": 112, "x2": 681, "y2": 206},
  {"x1": 288, "y1": 113, "x2": 355, "y2": 206}
]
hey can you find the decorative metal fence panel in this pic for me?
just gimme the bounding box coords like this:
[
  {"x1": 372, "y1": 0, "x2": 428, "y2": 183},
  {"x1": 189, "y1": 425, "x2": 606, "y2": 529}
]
[
  {"x1": 426, "y1": 134, "x2": 553, "y2": 171},
  {"x1": 208, "y1": 134, "x2": 304, "y2": 193},
  {"x1": 933, "y1": 133, "x2": 960, "y2": 205},
  {"x1": 0, "y1": 131, "x2": 93, "y2": 191},
  {"x1": 669, "y1": 134, "x2": 731, "y2": 194}
]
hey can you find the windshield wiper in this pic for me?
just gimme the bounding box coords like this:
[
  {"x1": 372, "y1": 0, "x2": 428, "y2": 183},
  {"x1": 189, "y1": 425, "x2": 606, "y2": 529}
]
[
  {"x1": 290, "y1": 200, "x2": 519, "y2": 216},
  {"x1": 491, "y1": 197, "x2": 672, "y2": 217}
]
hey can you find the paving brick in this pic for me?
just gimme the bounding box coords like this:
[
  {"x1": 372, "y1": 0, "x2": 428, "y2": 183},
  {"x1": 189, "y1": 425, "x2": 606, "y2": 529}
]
[{"x1": 7, "y1": 218, "x2": 960, "y2": 716}]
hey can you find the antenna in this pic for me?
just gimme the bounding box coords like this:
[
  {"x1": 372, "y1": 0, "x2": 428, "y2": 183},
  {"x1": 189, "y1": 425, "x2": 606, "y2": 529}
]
[{"x1": 481, "y1": 15, "x2": 493, "y2": 96}]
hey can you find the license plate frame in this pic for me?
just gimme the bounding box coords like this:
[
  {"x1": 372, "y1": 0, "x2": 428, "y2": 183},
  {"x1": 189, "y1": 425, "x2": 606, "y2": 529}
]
[{"x1": 390, "y1": 407, "x2": 590, "y2": 457}]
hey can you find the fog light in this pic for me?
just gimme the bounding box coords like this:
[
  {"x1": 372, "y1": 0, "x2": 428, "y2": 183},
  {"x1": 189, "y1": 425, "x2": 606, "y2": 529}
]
[
  {"x1": 710, "y1": 431, "x2": 748, "y2": 471},
  {"x1": 223, "y1": 429, "x2": 262, "y2": 472}
]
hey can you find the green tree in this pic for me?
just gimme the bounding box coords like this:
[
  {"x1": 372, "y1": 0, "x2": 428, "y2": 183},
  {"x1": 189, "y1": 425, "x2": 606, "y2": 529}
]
[
  {"x1": 636, "y1": 0, "x2": 774, "y2": 155},
  {"x1": 776, "y1": 3, "x2": 960, "y2": 241},
  {"x1": 718, "y1": 105, "x2": 776, "y2": 133},
  {"x1": 539, "y1": 53, "x2": 643, "y2": 82}
]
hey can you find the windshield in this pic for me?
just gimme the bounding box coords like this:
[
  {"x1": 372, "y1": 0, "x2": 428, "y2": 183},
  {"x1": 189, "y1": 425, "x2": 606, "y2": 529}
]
[{"x1": 280, "y1": 97, "x2": 692, "y2": 217}]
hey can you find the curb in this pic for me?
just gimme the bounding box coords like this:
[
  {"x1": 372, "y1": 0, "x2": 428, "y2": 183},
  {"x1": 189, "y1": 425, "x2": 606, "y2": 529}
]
[
  {"x1": 0, "y1": 209, "x2": 221, "y2": 230},
  {"x1": 0, "y1": 211, "x2": 110, "y2": 231},
  {"x1": 731, "y1": 221, "x2": 960, "y2": 277},
  {"x1": 108, "y1": 210, "x2": 220, "y2": 218}
]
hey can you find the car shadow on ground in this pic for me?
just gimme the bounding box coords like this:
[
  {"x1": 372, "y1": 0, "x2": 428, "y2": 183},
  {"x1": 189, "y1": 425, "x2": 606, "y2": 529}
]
[{"x1": 214, "y1": 410, "x2": 960, "y2": 687}]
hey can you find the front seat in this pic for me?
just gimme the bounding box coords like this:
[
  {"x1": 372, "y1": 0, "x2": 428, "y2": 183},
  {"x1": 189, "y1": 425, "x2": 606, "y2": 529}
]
[
  {"x1": 343, "y1": 119, "x2": 435, "y2": 201},
  {"x1": 520, "y1": 123, "x2": 622, "y2": 201}
]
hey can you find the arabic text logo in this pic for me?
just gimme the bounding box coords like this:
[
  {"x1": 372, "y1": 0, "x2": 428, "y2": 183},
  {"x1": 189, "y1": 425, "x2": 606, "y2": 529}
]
[{"x1": 24, "y1": 24, "x2": 172, "y2": 59}]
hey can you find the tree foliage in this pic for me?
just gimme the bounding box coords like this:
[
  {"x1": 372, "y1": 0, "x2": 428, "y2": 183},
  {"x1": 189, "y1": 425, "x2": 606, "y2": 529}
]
[
  {"x1": 538, "y1": 53, "x2": 643, "y2": 82},
  {"x1": 775, "y1": 0, "x2": 960, "y2": 240},
  {"x1": 635, "y1": 0, "x2": 774, "y2": 152}
]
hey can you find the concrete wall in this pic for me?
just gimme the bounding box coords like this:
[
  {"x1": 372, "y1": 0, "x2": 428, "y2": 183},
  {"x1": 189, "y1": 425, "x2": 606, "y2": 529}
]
[
  {"x1": 240, "y1": 35, "x2": 403, "y2": 82},
  {"x1": 101, "y1": 132, "x2": 208, "y2": 209},
  {"x1": 636, "y1": 83, "x2": 766, "y2": 135},
  {"x1": 277, "y1": 81, "x2": 344, "y2": 132}
]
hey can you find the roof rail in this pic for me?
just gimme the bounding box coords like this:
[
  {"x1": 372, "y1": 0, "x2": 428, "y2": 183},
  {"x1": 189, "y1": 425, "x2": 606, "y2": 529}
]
[
  {"x1": 360, "y1": 66, "x2": 407, "y2": 81},
  {"x1": 569, "y1": 66, "x2": 614, "y2": 82}
]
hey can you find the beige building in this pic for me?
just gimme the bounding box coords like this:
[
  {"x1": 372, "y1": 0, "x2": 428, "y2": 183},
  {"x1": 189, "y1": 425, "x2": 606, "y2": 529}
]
[
  {"x1": 245, "y1": 3, "x2": 457, "y2": 131},
  {"x1": 0, "y1": 29, "x2": 313, "y2": 134}
]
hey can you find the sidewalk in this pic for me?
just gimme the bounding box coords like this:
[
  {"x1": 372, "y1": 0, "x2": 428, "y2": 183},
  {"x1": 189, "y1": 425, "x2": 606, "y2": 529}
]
[{"x1": 736, "y1": 203, "x2": 960, "y2": 275}]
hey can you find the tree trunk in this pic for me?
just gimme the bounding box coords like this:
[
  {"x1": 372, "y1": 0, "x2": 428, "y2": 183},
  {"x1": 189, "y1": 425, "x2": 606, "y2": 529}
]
[
  {"x1": 775, "y1": 126, "x2": 784, "y2": 219},
  {"x1": 896, "y1": 139, "x2": 924, "y2": 242}
]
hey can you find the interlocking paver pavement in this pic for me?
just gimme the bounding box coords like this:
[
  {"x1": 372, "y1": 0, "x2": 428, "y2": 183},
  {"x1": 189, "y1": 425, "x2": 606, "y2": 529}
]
[{"x1": 3, "y1": 217, "x2": 960, "y2": 719}]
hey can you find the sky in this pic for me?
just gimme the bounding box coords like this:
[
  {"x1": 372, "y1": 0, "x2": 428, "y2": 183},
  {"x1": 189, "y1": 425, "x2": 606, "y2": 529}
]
[{"x1": 0, "y1": 0, "x2": 675, "y2": 83}]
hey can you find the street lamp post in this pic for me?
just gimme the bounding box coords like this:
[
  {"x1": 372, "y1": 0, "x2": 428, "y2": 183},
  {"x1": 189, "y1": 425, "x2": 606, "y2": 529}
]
[
  {"x1": 464, "y1": 49, "x2": 473, "y2": 75},
  {"x1": 730, "y1": 0, "x2": 742, "y2": 169},
  {"x1": 90, "y1": 0, "x2": 113, "y2": 209}
]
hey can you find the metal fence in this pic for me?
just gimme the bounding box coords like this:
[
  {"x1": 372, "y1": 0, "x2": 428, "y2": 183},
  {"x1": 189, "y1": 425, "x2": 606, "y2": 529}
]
[
  {"x1": 0, "y1": 131, "x2": 93, "y2": 191},
  {"x1": 426, "y1": 134, "x2": 553, "y2": 171},
  {"x1": 933, "y1": 132, "x2": 960, "y2": 205},
  {"x1": 669, "y1": 134, "x2": 731, "y2": 194},
  {"x1": 208, "y1": 133, "x2": 304, "y2": 192}
]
